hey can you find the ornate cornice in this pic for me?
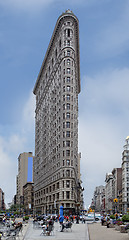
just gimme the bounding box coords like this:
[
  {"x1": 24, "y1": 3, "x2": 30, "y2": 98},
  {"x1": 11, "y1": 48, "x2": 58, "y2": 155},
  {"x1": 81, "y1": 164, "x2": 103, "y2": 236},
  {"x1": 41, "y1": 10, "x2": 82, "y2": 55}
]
[{"x1": 33, "y1": 10, "x2": 80, "y2": 95}]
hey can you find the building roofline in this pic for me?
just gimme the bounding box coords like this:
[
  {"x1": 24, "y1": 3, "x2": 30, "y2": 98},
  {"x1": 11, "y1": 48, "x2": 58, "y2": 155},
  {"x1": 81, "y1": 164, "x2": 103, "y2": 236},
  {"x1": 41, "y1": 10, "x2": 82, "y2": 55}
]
[{"x1": 33, "y1": 10, "x2": 80, "y2": 94}]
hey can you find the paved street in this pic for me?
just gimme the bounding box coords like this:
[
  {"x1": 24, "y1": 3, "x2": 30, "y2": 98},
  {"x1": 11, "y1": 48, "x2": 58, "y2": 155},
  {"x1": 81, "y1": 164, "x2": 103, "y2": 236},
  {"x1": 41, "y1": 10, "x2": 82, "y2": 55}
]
[
  {"x1": 88, "y1": 222, "x2": 129, "y2": 240},
  {"x1": 4, "y1": 220, "x2": 129, "y2": 240},
  {"x1": 18, "y1": 220, "x2": 89, "y2": 240}
]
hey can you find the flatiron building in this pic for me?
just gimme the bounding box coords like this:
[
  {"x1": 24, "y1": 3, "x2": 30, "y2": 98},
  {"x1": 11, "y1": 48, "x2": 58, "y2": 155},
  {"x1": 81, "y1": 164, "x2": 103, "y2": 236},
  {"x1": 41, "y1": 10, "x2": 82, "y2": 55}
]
[{"x1": 33, "y1": 10, "x2": 81, "y2": 214}]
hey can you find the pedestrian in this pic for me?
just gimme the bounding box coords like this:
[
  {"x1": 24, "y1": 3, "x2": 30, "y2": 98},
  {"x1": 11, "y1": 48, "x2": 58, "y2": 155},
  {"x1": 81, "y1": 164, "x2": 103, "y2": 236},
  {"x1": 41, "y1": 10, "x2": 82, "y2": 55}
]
[
  {"x1": 76, "y1": 215, "x2": 80, "y2": 224},
  {"x1": 59, "y1": 215, "x2": 64, "y2": 232},
  {"x1": 106, "y1": 217, "x2": 110, "y2": 228},
  {"x1": 101, "y1": 215, "x2": 104, "y2": 226}
]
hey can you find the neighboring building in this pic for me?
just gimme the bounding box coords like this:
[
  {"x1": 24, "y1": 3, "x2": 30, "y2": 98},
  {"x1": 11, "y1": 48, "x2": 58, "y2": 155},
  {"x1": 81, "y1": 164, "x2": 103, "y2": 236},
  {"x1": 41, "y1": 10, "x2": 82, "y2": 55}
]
[
  {"x1": 33, "y1": 10, "x2": 81, "y2": 215},
  {"x1": 93, "y1": 186, "x2": 105, "y2": 212},
  {"x1": 0, "y1": 188, "x2": 5, "y2": 210},
  {"x1": 105, "y1": 169, "x2": 122, "y2": 213},
  {"x1": 105, "y1": 173, "x2": 113, "y2": 213},
  {"x1": 23, "y1": 182, "x2": 34, "y2": 214},
  {"x1": 16, "y1": 152, "x2": 34, "y2": 205},
  {"x1": 122, "y1": 136, "x2": 129, "y2": 213},
  {"x1": 112, "y1": 168, "x2": 122, "y2": 213},
  {"x1": 76, "y1": 153, "x2": 84, "y2": 212}
]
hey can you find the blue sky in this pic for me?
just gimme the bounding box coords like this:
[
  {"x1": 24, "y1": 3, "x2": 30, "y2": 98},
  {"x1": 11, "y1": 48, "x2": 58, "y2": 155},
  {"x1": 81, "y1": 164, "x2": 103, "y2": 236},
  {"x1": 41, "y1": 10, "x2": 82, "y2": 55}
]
[{"x1": 0, "y1": 0, "x2": 129, "y2": 208}]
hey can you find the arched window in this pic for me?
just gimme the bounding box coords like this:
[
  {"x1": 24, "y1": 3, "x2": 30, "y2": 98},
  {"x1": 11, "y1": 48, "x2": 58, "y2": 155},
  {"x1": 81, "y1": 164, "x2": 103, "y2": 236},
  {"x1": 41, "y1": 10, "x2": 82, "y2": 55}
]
[{"x1": 59, "y1": 39, "x2": 61, "y2": 48}]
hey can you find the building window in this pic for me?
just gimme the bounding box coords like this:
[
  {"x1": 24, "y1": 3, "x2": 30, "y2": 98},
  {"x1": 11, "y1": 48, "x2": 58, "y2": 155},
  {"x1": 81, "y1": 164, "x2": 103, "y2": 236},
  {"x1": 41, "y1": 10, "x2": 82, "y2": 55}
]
[
  {"x1": 67, "y1": 77, "x2": 70, "y2": 83},
  {"x1": 63, "y1": 104, "x2": 65, "y2": 110},
  {"x1": 66, "y1": 159, "x2": 70, "y2": 166},
  {"x1": 66, "y1": 122, "x2": 70, "y2": 128},
  {"x1": 63, "y1": 122, "x2": 65, "y2": 128},
  {"x1": 67, "y1": 86, "x2": 70, "y2": 92},
  {"x1": 59, "y1": 39, "x2": 61, "y2": 48},
  {"x1": 67, "y1": 94, "x2": 70, "y2": 101},
  {"x1": 62, "y1": 191, "x2": 64, "y2": 199},
  {"x1": 66, "y1": 150, "x2": 70, "y2": 156},
  {"x1": 57, "y1": 193, "x2": 59, "y2": 199},
  {"x1": 66, "y1": 131, "x2": 70, "y2": 137},
  {"x1": 67, "y1": 50, "x2": 70, "y2": 56},
  {"x1": 67, "y1": 68, "x2": 70, "y2": 74},
  {"x1": 67, "y1": 40, "x2": 70, "y2": 46},
  {"x1": 68, "y1": 29, "x2": 70, "y2": 37},
  {"x1": 53, "y1": 194, "x2": 55, "y2": 201},
  {"x1": 66, "y1": 191, "x2": 70, "y2": 199},
  {"x1": 57, "y1": 182, "x2": 59, "y2": 189},
  {"x1": 66, "y1": 103, "x2": 70, "y2": 110},
  {"x1": 66, "y1": 140, "x2": 70, "y2": 147},
  {"x1": 66, "y1": 112, "x2": 70, "y2": 119},
  {"x1": 67, "y1": 59, "x2": 70, "y2": 65},
  {"x1": 55, "y1": 48, "x2": 57, "y2": 57},
  {"x1": 66, "y1": 180, "x2": 70, "y2": 187},
  {"x1": 66, "y1": 170, "x2": 70, "y2": 177},
  {"x1": 62, "y1": 181, "x2": 64, "y2": 188}
]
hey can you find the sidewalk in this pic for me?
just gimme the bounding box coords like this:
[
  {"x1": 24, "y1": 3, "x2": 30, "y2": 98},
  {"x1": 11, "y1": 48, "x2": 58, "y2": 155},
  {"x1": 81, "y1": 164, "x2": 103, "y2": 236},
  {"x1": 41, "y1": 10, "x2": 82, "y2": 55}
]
[
  {"x1": 18, "y1": 220, "x2": 89, "y2": 240},
  {"x1": 88, "y1": 222, "x2": 129, "y2": 240}
]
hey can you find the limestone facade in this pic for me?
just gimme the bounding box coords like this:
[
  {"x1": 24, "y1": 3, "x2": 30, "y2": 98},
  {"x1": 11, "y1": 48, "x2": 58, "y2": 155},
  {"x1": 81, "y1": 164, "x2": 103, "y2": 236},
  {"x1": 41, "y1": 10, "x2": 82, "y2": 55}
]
[{"x1": 33, "y1": 10, "x2": 81, "y2": 214}]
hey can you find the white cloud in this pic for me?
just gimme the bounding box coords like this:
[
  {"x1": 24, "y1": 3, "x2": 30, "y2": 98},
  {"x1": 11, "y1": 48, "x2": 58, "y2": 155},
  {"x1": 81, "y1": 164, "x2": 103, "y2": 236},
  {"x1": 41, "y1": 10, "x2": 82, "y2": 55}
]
[
  {"x1": 79, "y1": 67, "x2": 129, "y2": 207},
  {"x1": 22, "y1": 91, "x2": 35, "y2": 131},
  {"x1": 0, "y1": 92, "x2": 35, "y2": 205},
  {"x1": 0, "y1": 137, "x2": 17, "y2": 205},
  {"x1": 80, "y1": 68, "x2": 129, "y2": 117}
]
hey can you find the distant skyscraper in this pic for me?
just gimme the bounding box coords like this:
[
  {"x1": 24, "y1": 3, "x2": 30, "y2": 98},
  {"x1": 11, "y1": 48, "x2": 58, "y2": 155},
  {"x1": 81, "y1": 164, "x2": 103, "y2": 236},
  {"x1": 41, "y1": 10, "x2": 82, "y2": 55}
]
[
  {"x1": 16, "y1": 152, "x2": 33, "y2": 205},
  {"x1": 33, "y1": 10, "x2": 81, "y2": 214},
  {"x1": 93, "y1": 186, "x2": 105, "y2": 212},
  {"x1": 0, "y1": 188, "x2": 5, "y2": 210},
  {"x1": 105, "y1": 173, "x2": 113, "y2": 212},
  {"x1": 122, "y1": 136, "x2": 129, "y2": 213}
]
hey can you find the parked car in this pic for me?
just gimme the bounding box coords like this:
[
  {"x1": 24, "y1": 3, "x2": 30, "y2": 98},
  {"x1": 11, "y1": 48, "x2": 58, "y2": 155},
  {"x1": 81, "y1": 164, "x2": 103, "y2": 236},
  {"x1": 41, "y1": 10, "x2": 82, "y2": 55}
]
[
  {"x1": 85, "y1": 214, "x2": 94, "y2": 221},
  {"x1": 84, "y1": 213, "x2": 101, "y2": 221}
]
